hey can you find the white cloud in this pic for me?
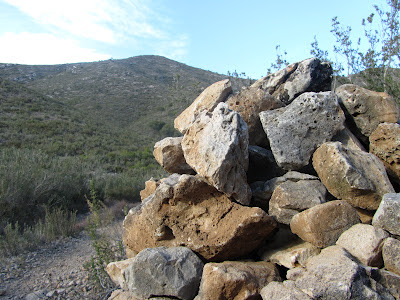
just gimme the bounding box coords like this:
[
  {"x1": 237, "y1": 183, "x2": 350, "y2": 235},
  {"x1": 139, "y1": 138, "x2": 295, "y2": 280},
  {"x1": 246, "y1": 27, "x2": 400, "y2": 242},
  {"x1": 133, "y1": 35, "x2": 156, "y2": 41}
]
[
  {"x1": 3, "y1": 0, "x2": 168, "y2": 43},
  {"x1": 0, "y1": 32, "x2": 110, "y2": 64},
  {"x1": 1, "y1": 0, "x2": 189, "y2": 64}
]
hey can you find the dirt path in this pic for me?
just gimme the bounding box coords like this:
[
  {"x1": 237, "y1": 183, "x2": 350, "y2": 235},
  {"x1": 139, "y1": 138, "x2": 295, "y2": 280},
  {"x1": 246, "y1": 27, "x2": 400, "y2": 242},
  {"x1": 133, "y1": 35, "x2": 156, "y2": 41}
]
[{"x1": 0, "y1": 221, "x2": 123, "y2": 300}]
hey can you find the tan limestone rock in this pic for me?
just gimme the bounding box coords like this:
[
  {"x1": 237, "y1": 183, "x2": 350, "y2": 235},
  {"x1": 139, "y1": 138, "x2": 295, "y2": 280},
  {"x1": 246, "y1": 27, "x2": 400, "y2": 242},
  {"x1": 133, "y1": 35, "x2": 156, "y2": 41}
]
[
  {"x1": 336, "y1": 84, "x2": 399, "y2": 143},
  {"x1": 226, "y1": 87, "x2": 284, "y2": 146},
  {"x1": 290, "y1": 200, "x2": 360, "y2": 248},
  {"x1": 195, "y1": 261, "x2": 281, "y2": 300},
  {"x1": 312, "y1": 141, "x2": 394, "y2": 210},
  {"x1": 370, "y1": 122, "x2": 400, "y2": 184},
  {"x1": 123, "y1": 174, "x2": 277, "y2": 261},
  {"x1": 139, "y1": 178, "x2": 159, "y2": 201},
  {"x1": 153, "y1": 137, "x2": 194, "y2": 174},
  {"x1": 260, "y1": 239, "x2": 320, "y2": 269},
  {"x1": 268, "y1": 179, "x2": 327, "y2": 225},
  {"x1": 182, "y1": 102, "x2": 251, "y2": 205},
  {"x1": 106, "y1": 258, "x2": 135, "y2": 290},
  {"x1": 336, "y1": 224, "x2": 389, "y2": 267},
  {"x1": 174, "y1": 79, "x2": 232, "y2": 133},
  {"x1": 108, "y1": 290, "x2": 140, "y2": 300}
]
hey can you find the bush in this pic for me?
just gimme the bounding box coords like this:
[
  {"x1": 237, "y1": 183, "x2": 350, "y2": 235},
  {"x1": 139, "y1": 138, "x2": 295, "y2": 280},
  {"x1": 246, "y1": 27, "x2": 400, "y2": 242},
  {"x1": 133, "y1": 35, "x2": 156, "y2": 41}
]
[{"x1": 0, "y1": 148, "x2": 91, "y2": 226}]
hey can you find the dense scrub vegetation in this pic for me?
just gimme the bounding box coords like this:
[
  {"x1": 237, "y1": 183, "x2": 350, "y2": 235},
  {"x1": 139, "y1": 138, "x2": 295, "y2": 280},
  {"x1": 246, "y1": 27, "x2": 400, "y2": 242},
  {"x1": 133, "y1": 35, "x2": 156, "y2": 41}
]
[{"x1": 0, "y1": 56, "x2": 247, "y2": 255}]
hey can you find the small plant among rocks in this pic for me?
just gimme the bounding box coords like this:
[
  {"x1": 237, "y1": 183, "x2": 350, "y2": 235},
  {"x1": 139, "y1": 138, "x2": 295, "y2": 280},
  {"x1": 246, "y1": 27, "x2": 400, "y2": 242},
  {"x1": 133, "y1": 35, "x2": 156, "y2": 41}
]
[{"x1": 84, "y1": 180, "x2": 125, "y2": 297}]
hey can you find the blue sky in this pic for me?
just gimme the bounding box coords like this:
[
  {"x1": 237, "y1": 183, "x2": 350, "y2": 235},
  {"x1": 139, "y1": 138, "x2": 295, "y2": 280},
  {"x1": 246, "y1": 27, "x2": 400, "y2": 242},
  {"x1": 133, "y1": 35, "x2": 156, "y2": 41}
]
[{"x1": 0, "y1": 0, "x2": 379, "y2": 79}]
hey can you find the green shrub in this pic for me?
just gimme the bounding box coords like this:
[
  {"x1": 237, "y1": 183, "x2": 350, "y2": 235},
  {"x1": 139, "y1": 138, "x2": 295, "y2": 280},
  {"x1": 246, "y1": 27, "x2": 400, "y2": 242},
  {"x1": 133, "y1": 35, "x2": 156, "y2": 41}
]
[{"x1": 0, "y1": 148, "x2": 91, "y2": 226}]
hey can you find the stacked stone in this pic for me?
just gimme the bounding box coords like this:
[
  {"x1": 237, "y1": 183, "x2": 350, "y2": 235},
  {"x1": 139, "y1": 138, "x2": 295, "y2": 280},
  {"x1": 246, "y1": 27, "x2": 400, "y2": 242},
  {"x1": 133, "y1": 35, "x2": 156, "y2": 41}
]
[{"x1": 107, "y1": 58, "x2": 400, "y2": 300}]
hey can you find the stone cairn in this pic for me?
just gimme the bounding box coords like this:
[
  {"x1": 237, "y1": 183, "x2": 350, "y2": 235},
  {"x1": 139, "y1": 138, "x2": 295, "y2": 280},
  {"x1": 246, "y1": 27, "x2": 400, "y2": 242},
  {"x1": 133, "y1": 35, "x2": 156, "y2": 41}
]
[{"x1": 107, "y1": 58, "x2": 400, "y2": 300}]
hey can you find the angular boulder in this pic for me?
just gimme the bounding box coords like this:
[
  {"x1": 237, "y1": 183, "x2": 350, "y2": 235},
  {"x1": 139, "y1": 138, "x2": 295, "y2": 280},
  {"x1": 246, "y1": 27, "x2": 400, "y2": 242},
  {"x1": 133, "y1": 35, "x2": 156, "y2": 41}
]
[
  {"x1": 370, "y1": 122, "x2": 400, "y2": 183},
  {"x1": 123, "y1": 174, "x2": 277, "y2": 261},
  {"x1": 175, "y1": 79, "x2": 232, "y2": 133},
  {"x1": 313, "y1": 142, "x2": 395, "y2": 210},
  {"x1": 286, "y1": 245, "x2": 389, "y2": 299},
  {"x1": 195, "y1": 261, "x2": 281, "y2": 300},
  {"x1": 290, "y1": 200, "x2": 360, "y2": 248},
  {"x1": 336, "y1": 224, "x2": 389, "y2": 267},
  {"x1": 252, "y1": 57, "x2": 332, "y2": 105},
  {"x1": 153, "y1": 136, "x2": 194, "y2": 174},
  {"x1": 124, "y1": 247, "x2": 204, "y2": 300},
  {"x1": 139, "y1": 177, "x2": 159, "y2": 201},
  {"x1": 269, "y1": 179, "x2": 327, "y2": 225},
  {"x1": 181, "y1": 102, "x2": 251, "y2": 205},
  {"x1": 383, "y1": 237, "x2": 400, "y2": 276},
  {"x1": 226, "y1": 87, "x2": 284, "y2": 146},
  {"x1": 368, "y1": 268, "x2": 400, "y2": 300},
  {"x1": 336, "y1": 84, "x2": 399, "y2": 143},
  {"x1": 372, "y1": 193, "x2": 400, "y2": 236},
  {"x1": 259, "y1": 91, "x2": 345, "y2": 170}
]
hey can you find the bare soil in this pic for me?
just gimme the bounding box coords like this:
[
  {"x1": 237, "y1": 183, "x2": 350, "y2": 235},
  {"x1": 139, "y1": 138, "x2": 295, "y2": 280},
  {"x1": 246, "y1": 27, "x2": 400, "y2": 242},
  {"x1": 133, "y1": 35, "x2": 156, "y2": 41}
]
[{"x1": 0, "y1": 221, "x2": 123, "y2": 300}]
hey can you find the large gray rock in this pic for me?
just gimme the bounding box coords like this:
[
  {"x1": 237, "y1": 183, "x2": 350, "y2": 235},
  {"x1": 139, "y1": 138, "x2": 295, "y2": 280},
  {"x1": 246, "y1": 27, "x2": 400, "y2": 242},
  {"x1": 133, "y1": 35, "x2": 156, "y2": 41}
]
[
  {"x1": 372, "y1": 193, "x2": 400, "y2": 236},
  {"x1": 313, "y1": 142, "x2": 395, "y2": 210},
  {"x1": 124, "y1": 247, "x2": 203, "y2": 300},
  {"x1": 368, "y1": 268, "x2": 400, "y2": 300},
  {"x1": 287, "y1": 245, "x2": 389, "y2": 299},
  {"x1": 269, "y1": 179, "x2": 327, "y2": 224},
  {"x1": 251, "y1": 172, "x2": 319, "y2": 211},
  {"x1": 153, "y1": 137, "x2": 194, "y2": 174},
  {"x1": 259, "y1": 91, "x2": 345, "y2": 170},
  {"x1": 383, "y1": 237, "x2": 400, "y2": 276},
  {"x1": 195, "y1": 261, "x2": 281, "y2": 300},
  {"x1": 252, "y1": 57, "x2": 332, "y2": 105},
  {"x1": 174, "y1": 79, "x2": 232, "y2": 134},
  {"x1": 181, "y1": 102, "x2": 251, "y2": 205},
  {"x1": 336, "y1": 84, "x2": 399, "y2": 143},
  {"x1": 290, "y1": 200, "x2": 360, "y2": 248},
  {"x1": 123, "y1": 174, "x2": 277, "y2": 261},
  {"x1": 336, "y1": 224, "x2": 389, "y2": 267},
  {"x1": 261, "y1": 281, "x2": 313, "y2": 300}
]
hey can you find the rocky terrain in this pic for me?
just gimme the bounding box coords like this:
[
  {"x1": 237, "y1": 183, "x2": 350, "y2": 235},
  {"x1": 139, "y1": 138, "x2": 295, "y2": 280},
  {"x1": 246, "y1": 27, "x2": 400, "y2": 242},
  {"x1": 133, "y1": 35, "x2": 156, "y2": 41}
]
[{"x1": 106, "y1": 58, "x2": 400, "y2": 299}]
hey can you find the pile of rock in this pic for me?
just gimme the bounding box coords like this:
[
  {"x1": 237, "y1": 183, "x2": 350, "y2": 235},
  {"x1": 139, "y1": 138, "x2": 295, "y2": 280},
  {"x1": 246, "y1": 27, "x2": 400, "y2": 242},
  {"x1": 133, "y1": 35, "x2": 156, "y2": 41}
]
[{"x1": 107, "y1": 58, "x2": 400, "y2": 300}]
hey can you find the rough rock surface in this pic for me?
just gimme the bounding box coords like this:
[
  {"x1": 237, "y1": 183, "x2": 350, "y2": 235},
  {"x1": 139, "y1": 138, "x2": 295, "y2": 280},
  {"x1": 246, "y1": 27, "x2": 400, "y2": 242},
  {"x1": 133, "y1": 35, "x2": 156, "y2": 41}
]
[
  {"x1": 383, "y1": 237, "x2": 400, "y2": 276},
  {"x1": 174, "y1": 79, "x2": 232, "y2": 133},
  {"x1": 123, "y1": 174, "x2": 277, "y2": 261},
  {"x1": 124, "y1": 247, "x2": 204, "y2": 300},
  {"x1": 332, "y1": 126, "x2": 366, "y2": 151},
  {"x1": 251, "y1": 172, "x2": 320, "y2": 211},
  {"x1": 153, "y1": 137, "x2": 194, "y2": 174},
  {"x1": 313, "y1": 141, "x2": 395, "y2": 210},
  {"x1": 336, "y1": 224, "x2": 389, "y2": 267},
  {"x1": 370, "y1": 122, "x2": 400, "y2": 183},
  {"x1": 261, "y1": 281, "x2": 313, "y2": 300},
  {"x1": 336, "y1": 84, "x2": 399, "y2": 143},
  {"x1": 260, "y1": 239, "x2": 320, "y2": 269},
  {"x1": 368, "y1": 268, "x2": 400, "y2": 299},
  {"x1": 290, "y1": 200, "x2": 360, "y2": 248},
  {"x1": 372, "y1": 193, "x2": 400, "y2": 236},
  {"x1": 259, "y1": 91, "x2": 345, "y2": 170},
  {"x1": 251, "y1": 57, "x2": 332, "y2": 105},
  {"x1": 286, "y1": 245, "x2": 391, "y2": 299},
  {"x1": 139, "y1": 178, "x2": 159, "y2": 201},
  {"x1": 106, "y1": 258, "x2": 135, "y2": 290},
  {"x1": 195, "y1": 261, "x2": 281, "y2": 300},
  {"x1": 269, "y1": 179, "x2": 327, "y2": 224},
  {"x1": 182, "y1": 102, "x2": 251, "y2": 204},
  {"x1": 226, "y1": 87, "x2": 284, "y2": 146}
]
